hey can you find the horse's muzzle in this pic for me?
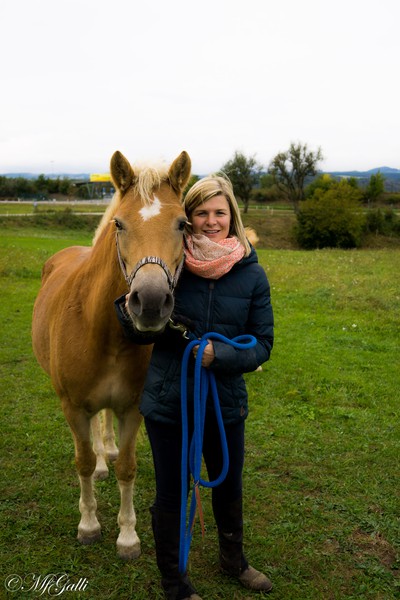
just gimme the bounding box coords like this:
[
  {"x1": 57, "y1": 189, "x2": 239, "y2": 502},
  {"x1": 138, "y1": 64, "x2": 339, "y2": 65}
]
[{"x1": 126, "y1": 269, "x2": 174, "y2": 332}]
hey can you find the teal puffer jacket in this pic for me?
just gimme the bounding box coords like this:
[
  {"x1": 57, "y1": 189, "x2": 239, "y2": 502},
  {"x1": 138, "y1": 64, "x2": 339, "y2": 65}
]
[{"x1": 139, "y1": 247, "x2": 274, "y2": 425}]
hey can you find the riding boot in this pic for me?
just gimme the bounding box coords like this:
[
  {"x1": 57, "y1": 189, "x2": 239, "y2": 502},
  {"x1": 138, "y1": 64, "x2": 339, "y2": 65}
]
[
  {"x1": 150, "y1": 505, "x2": 202, "y2": 600},
  {"x1": 212, "y1": 495, "x2": 273, "y2": 593}
]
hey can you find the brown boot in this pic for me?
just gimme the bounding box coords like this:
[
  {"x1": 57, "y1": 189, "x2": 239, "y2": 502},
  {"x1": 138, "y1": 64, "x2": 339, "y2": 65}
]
[
  {"x1": 214, "y1": 497, "x2": 273, "y2": 593},
  {"x1": 238, "y1": 565, "x2": 273, "y2": 592}
]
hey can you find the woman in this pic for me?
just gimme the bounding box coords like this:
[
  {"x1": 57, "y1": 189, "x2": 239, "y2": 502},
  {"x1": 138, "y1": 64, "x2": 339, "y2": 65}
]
[{"x1": 123, "y1": 175, "x2": 274, "y2": 599}]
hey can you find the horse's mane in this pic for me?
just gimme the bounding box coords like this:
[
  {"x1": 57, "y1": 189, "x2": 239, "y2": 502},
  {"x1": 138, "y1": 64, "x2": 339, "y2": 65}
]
[{"x1": 92, "y1": 161, "x2": 169, "y2": 245}]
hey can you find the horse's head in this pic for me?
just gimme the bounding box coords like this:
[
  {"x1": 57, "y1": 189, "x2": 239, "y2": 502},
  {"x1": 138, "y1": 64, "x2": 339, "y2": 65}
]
[{"x1": 110, "y1": 150, "x2": 191, "y2": 334}]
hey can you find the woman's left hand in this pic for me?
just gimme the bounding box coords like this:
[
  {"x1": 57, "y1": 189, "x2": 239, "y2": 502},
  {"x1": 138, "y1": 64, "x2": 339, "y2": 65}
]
[{"x1": 193, "y1": 340, "x2": 215, "y2": 367}]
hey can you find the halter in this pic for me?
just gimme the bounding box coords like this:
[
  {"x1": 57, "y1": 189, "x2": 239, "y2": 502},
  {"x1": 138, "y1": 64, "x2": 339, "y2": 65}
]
[{"x1": 115, "y1": 232, "x2": 184, "y2": 291}]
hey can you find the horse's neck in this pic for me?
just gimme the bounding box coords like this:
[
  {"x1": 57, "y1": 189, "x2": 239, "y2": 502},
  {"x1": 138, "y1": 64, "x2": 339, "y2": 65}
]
[{"x1": 85, "y1": 228, "x2": 127, "y2": 307}]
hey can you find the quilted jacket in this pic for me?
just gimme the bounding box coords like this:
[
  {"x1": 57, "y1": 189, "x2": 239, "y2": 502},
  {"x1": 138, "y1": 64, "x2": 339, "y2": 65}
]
[{"x1": 138, "y1": 246, "x2": 274, "y2": 425}]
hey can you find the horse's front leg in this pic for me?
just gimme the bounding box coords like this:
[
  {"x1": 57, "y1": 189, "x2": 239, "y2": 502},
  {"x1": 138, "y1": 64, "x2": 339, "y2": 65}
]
[
  {"x1": 63, "y1": 402, "x2": 102, "y2": 545},
  {"x1": 114, "y1": 405, "x2": 142, "y2": 560}
]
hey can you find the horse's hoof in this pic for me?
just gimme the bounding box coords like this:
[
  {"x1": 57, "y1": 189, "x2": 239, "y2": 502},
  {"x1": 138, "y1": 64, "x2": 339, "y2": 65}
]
[
  {"x1": 117, "y1": 541, "x2": 141, "y2": 561},
  {"x1": 77, "y1": 529, "x2": 102, "y2": 545}
]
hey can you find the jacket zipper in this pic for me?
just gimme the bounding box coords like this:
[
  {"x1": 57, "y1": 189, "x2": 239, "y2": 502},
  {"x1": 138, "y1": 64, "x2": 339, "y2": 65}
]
[{"x1": 206, "y1": 281, "x2": 214, "y2": 330}]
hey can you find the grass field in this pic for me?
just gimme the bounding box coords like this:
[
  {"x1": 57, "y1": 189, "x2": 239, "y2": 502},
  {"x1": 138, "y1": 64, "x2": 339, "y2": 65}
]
[
  {"x1": 0, "y1": 201, "x2": 108, "y2": 216},
  {"x1": 0, "y1": 224, "x2": 399, "y2": 599}
]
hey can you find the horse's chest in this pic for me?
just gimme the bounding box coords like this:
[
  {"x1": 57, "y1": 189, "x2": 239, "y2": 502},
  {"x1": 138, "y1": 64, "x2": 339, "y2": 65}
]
[
  {"x1": 90, "y1": 362, "x2": 147, "y2": 409},
  {"x1": 61, "y1": 349, "x2": 150, "y2": 414}
]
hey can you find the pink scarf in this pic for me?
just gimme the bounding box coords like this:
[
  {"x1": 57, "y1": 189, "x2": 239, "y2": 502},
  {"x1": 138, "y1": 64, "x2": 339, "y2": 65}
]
[{"x1": 184, "y1": 234, "x2": 245, "y2": 279}]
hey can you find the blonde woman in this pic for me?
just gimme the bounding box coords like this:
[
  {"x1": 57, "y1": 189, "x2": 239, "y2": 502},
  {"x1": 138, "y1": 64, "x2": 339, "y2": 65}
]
[{"x1": 134, "y1": 175, "x2": 273, "y2": 599}]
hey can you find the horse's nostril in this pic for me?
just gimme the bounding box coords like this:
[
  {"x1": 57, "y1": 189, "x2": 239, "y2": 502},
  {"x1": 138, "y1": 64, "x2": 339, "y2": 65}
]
[{"x1": 128, "y1": 291, "x2": 141, "y2": 316}]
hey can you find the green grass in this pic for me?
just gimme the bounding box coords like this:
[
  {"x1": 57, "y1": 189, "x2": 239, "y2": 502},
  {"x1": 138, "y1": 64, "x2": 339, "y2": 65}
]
[
  {"x1": 0, "y1": 228, "x2": 399, "y2": 599},
  {"x1": 0, "y1": 201, "x2": 107, "y2": 215}
]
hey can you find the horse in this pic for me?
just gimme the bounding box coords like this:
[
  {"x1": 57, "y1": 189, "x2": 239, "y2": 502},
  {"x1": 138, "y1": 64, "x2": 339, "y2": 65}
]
[{"x1": 32, "y1": 149, "x2": 191, "y2": 559}]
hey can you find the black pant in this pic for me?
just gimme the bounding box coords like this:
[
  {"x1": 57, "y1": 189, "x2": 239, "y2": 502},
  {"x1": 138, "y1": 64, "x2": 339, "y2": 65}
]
[
  {"x1": 146, "y1": 416, "x2": 249, "y2": 594},
  {"x1": 145, "y1": 415, "x2": 245, "y2": 513}
]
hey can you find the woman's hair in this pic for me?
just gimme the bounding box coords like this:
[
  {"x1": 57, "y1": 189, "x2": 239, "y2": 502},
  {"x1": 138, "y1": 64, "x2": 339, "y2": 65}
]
[{"x1": 183, "y1": 174, "x2": 251, "y2": 256}]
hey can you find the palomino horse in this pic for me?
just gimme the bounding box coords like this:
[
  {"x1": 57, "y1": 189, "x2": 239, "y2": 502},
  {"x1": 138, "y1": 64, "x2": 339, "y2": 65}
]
[{"x1": 32, "y1": 150, "x2": 191, "y2": 559}]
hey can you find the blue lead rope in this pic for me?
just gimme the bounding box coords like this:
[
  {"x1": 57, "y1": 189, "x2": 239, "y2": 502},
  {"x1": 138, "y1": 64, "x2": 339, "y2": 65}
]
[{"x1": 179, "y1": 332, "x2": 257, "y2": 574}]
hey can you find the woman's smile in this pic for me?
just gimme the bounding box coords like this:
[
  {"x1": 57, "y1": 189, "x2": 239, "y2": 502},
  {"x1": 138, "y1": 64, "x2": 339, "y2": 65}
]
[{"x1": 191, "y1": 194, "x2": 231, "y2": 243}]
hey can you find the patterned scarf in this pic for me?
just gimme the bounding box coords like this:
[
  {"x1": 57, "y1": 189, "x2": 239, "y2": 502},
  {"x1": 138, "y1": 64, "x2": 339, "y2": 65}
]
[{"x1": 184, "y1": 234, "x2": 245, "y2": 279}]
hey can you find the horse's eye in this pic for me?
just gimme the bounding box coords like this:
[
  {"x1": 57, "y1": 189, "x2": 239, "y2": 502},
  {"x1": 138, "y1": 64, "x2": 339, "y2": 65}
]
[{"x1": 114, "y1": 219, "x2": 123, "y2": 231}]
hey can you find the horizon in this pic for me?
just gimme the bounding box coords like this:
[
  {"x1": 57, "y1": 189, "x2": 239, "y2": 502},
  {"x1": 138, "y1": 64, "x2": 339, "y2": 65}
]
[{"x1": 1, "y1": 162, "x2": 399, "y2": 178}]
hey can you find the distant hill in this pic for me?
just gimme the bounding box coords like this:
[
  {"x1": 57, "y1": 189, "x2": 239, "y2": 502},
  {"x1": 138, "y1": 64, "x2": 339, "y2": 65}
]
[
  {"x1": 325, "y1": 167, "x2": 400, "y2": 192},
  {"x1": 328, "y1": 166, "x2": 400, "y2": 177},
  {"x1": 366, "y1": 166, "x2": 400, "y2": 174}
]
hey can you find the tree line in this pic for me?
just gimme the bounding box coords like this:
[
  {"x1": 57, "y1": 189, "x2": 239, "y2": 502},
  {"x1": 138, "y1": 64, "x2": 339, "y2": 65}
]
[
  {"x1": 0, "y1": 142, "x2": 394, "y2": 209},
  {"x1": 0, "y1": 175, "x2": 114, "y2": 200},
  {"x1": 221, "y1": 143, "x2": 400, "y2": 248},
  {"x1": 2, "y1": 142, "x2": 399, "y2": 249},
  {"x1": 219, "y1": 143, "x2": 393, "y2": 213},
  {"x1": 0, "y1": 174, "x2": 75, "y2": 200}
]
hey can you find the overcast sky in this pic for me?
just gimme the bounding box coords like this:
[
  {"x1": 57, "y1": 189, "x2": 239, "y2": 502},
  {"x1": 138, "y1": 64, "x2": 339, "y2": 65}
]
[{"x1": 1, "y1": 0, "x2": 399, "y2": 175}]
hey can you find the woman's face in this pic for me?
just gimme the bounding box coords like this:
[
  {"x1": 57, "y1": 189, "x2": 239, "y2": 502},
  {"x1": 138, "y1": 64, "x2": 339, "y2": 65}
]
[{"x1": 190, "y1": 194, "x2": 231, "y2": 243}]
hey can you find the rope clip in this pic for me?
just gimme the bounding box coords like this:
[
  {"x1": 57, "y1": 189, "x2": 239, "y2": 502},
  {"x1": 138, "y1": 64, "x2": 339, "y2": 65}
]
[{"x1": 168, "y1": 318, "x2": 190, "y2": 339}]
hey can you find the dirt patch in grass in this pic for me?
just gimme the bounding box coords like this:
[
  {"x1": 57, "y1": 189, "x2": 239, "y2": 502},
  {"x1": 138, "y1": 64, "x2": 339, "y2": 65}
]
[{"x1": 351, "y1": 529, "x2": 398, "y2": 572}]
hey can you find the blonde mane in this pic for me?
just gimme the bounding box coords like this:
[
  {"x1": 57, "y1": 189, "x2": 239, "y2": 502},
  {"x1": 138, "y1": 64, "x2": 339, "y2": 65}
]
[{"x1": 92, "y1": 161, "x2": 170, "y2": 245}]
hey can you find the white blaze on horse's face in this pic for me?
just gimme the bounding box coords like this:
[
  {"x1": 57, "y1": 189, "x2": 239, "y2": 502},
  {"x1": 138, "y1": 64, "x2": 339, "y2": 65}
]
[{"x1": 139, "y1": 196, "x2": 161, "y2": 221}]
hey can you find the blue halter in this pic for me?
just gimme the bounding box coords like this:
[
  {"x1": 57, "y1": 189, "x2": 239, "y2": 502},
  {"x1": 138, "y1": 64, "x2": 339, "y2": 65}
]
[{"x1": 179, "y1": 332, "x2": 257, "y2": 574}]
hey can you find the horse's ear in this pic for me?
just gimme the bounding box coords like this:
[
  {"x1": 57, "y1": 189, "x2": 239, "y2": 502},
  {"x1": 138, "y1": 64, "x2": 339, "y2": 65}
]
[
  {"x1": 168, "y1": 151, "x2": 192, "y2": 194},
  {"x1": 110, "y1": 151, "x2": 135, "y2": 192}
]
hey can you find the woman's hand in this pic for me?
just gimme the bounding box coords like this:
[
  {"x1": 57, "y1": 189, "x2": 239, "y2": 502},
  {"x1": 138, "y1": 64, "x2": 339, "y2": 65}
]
[{"x1": 193, "y1": 340, "x2": 215, "y2": 367}]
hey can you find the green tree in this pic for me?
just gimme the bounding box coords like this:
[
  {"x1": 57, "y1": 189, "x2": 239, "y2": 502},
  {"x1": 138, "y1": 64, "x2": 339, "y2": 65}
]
[
  {"x1": 269, "y1": 142, "x2": 323, "y2": 213},
  {"x1": 365, "y1": 171, "x2": 385, "y2": 204},
  {"x1": 259, "y1": 173, "x2": 275, "y2": 189},
  {"x1": 296, "y1": 179, "x2": 365, "y2": 249},
  {"x1": 305, "y1": 173, "x2": 335, "y2": 198},
  {"x1": 0, "y1": 176, "x2": 16, "y2": 198},
  {"x1": 35, "y1": 174, "x2": 49, "y2": 192},
  {"x1": 59, "y1": 177, "x2": 74, "y2": 195},
  {"x1": 0, "y1": 176, "x2": 36, "y2": 198},
  {"x1": 221, "y1": 151, "x2": 262, "y2": 213},
  {"x1": 183, "y1": 174, "x2": 200, "y2": 198}
]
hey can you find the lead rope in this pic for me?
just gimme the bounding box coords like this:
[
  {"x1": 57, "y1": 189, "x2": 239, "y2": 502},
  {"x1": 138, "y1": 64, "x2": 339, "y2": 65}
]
[{"x1": 179, "y1": 332, "x2": 257, "y2": 574}]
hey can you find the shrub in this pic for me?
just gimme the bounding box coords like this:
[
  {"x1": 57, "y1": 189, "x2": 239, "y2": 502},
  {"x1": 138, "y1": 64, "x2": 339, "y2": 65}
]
[
  {"x1": 32, "y1": 208, "x2": 99, "y2": 231},
  {"x1": 381, "y1": 192, "x2": 400, "y2": 206},
  {"x1": 365, "y1": 208, "x2": 400, "y2": 236},
  {"x1": 296, "y1": 180, "x2": 366, "y2": 249},
  {"x1": 0, "y1": 209, "x2": 99, "y2": 232},
  {"x1": 250, "y1": 185, "x2": 283, "y2": 203}
]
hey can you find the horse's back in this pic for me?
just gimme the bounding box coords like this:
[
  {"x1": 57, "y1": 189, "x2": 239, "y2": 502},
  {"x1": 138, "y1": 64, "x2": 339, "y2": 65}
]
[{"x1": 32, "y1": 245, "x2": 91, "y2": 373}]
